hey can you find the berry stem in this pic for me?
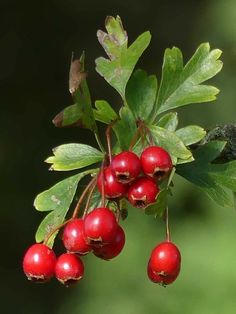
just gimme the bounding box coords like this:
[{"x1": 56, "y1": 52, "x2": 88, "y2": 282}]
[
  {"x1": 129, "y1": 121, "x2": 144, "y2": 151},
  {"x1": 72, "y1": 176, "x2": 97, "y2": 219},
  {"x1": 165, "y1": 207, "x2": 171, "y2": 242},
  {"x1": 144, "y1": 125, "x2": 154, "y2": 146},
  {"x1": 82, "y1": 179, "x2": 98, "y2": 218},
  {"x1": 105, "y1": 120, "x2": 118, "y2": 163},
  {"x1": 44, "y1": 218, "x2": 73, "y2": 246},
  {"x1": 114, "y1": 199, "x2": 121, "y2": 222},
  {"x1": 95, "y1": 131, "x2": 105, "y2": 153},
  {"x1": 101, "y1": 160, "x2": 106, "y2": 207}
]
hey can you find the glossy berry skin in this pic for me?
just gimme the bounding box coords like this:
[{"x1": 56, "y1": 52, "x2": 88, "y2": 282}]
[
  {"x1": 84, "y1": 207, "x2": 118, "y2": 246},
  {"x1": 93, "y1": 225, "x2": 125, "y2": 260},
  {"x1": 141, "y1": 146, "x2": 173, "y2": 180},
  {"x1": 97, "y1": 166, "x2": 128, "y2": 199},
  {"x1": 147, "y1": 241, "x2": 181, "y2": 286},
  {"x1": 147, "y1": 261, "x2": 178, "y2": 285},
  {"x1": 111, "y1": 151, "x2": 142, "y2": 183},
  {"x1": 55, "y1": 253, "x2": 84, "y2": 286},
  {"x1": 127, "y1": 177, "x2": 159, "y2": 208},
  {"x1": 62, "y1": 219, "x2": 92, "y2": 255},
  {"x1": 23, "y1": 243, "x2": 56, "y2": 282}
]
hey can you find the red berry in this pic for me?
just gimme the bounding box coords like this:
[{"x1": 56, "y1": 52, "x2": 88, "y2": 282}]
[
  {"x1": 84, "y1": 207, "x2": 118, "y2": 246},
  {"x1": 23, "y1": 243, "x2": 56, "y2": 282},
  {"x1": 62, "y1": 219, "x2": 92, "y2": 255},
  {"x1": 55, "y1": 253, "x2": 84, "y2": 286},
  {"x1": 127, "y1": 177, "x2": 159, "y2": 208},
  {"x1": 141, "y1": 146, "x2": 173, "y2": 180},
  {"x1": 93, "y1": 225, "x2": 125, "y2": 260},
  {"x1": 147, "y1": 241, "x2": 181, "y2": 286},
  {"x1": 97, "y1": 166, "x2": 128, "y2": 199},
  {"x1": 111, "y1": 151, "x2": 142, "y2": 183},
  {"x1": 147, "y1": 261, "x2": 178, "y2": 285}
]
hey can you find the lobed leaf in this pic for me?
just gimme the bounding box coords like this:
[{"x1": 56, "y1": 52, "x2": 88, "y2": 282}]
[
  {"x1": 175, "y1": 125, "x2": 206, "y2": 146},
  {"x1": 93, "y1": 100, "x2": 118, "y2": 124},
  {"x1": 97, "y1": 16, "x2": 127, "y2": 61},
  {"x1": 34, "y1": 169, "x2": 98, "y2": 247},
  {"x1": 155, "y1": 43, "x2": 223, "y2": 116},
  {"x1": 149, "y1": 125, "x2": 192, "y2": 163},
  {"x1": 96, "y1": 16, "x2": 151, "y2": 99},
  {"x1": 46, "y1": 144, "x2": 104, "y2": 171},
  {"x1": 113, "y1": 107, "x2": 137, "y2": 151},
  {"x1": 177, "y1": 141, "x2": 235, "y2": 207},
  {"x1": 126, "y1": 69, "x2": 158, "y2": 121},
  {"x1": 156, "y1": 112, "x2": 178, "y2": 131},
  {"x1": 145, "y1": 189, "x2": 168, "y2": 217}
]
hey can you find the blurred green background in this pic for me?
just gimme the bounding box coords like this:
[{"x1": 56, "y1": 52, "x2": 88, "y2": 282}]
[{"x1": 1, "y1": 0, "x2": 236, "y2": 313}]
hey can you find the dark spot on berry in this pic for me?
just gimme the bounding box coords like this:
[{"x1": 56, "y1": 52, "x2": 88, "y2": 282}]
[
  {"x1": 134, "y1": 200, "x2": 146, "y2": 208},
  {"x1": 153, "y1": 170, "x2": 166, "y2": 179},
  {"x1": 117, "y1": 174, "x2": 129, "y2": 182}
]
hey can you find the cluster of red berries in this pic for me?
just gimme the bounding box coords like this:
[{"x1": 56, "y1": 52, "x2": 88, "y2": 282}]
[
  {"x1": 23, "y1": 146, "x2": 181, "y2": 287},
  {"x1": 98, "y1": 146, "x2": 173, "y2": 207},
  {"x1": 23, "y1": 207, "x2": 124, "y2": 285}
]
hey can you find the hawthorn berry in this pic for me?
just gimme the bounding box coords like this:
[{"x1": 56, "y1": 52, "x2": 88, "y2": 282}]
[
  {"x1": 127, "y1": 177, "x2": 159, "y2": 208},
  {"x1": 97, "y1": 166, "x2": 128, "y2": 199},
  {"x1": 23, "y1": 243, "x2": 56, "y2": 282},
  {"x1": 84, "y1": 207, "x2": 118, "y2": 246},
  {"x1": 62, "y1": 219, "x2": 92, "y2": 255},
  {"x1": 93, "y1": 225, "x2": 125, "y2": 260},
  {"x1": 111, "y1": 151, "x2": 142, "y2": 183},
  {"x1": 147, "y1": 261, "x2": 178, "y2": 285},
  {"x1": 141, "y1": 146, "x2": 173, "y2": 180},
  {"x1": 55, "y1": 253, "x2": 84, "y2": 286},
  {"x1": 147, "y1": 241, "x2": 181, "y2": 286}
]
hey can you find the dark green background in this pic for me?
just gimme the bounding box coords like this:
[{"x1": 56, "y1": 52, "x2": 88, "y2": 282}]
[{"x1": 1, "y1": 0, "x2": 236, "y2": 313}]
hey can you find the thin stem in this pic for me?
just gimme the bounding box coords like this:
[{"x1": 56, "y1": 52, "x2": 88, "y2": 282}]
[
  {"x1": 145, "y1": 125, "x2": 154, "y2": 146},
  {"x1": 115, "y1": 199, "x2": 121, "y2": 223},
  {"x1": 44, "y1": 218, "x2": 73, "y2": 246},
  {"x1": 165, "y1": 207, "x2": 171, "y2": 242},
  {"x1": 105, "y1": 119, "x2": 118, "y2": 163},
  {"x1": 72, "y1": 176, "x2": 97, "y2": 219},
  {"x1": 83, "y1": 179, "x2": 97, "y2": 218},
  {"x1": 101, "y1": 160, "x2": 106, "y2": 207},
  {"x1": 95, "y1": 131, "x2": 105, "y2": 153},
  {"x1": 129, "y1": 123, "x2": 144, "y2": 151}
]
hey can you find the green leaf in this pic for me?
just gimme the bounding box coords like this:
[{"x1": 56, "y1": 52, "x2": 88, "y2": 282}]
[
  {"x1": 96, "y1": 16, "x2": 151, "y2": 99},
  {"x1": 53, "y1": 53, "x2": 97, "y2": 131},
  {"x1": 209, "y1": 161, "x2": 236, "y2": 192},
  {"x1": 155, "y1": 43, "x2": 223, "y2": 116},
  {"x1": 113, "y1": 107, "x2": 137, "y2": 151},
  {"x1": 157, "y1": 112, "x2": 178, "y2": 131},
  {"x1": 193, "y1": 140, "x2": 226, "y2": 162},
  {"x1": 175, "y1": 125, "x2": 206, "y2": 146},
  {"x1": 177, "y1": 141, "x2": 235, "y2": 207},
  {"x1": 149, "y1": 125, "x2": 192, "y2": 162},
  {"x1": 34, "y1": 169, "x2": 97, "y2": 247},
  {"x1": 126, "y1": 69, "x2": 158, "y2": 121},
  {"x1": 145, "y1": 189, "x2": 168, "y2": 217},
  {"x1": 93, "y1": 100, "x2": 118, "y2": 124},
  {"x1": 97, "y1": 16, "x2": 128, "y2": 61},
  {"x1": 46, "y1": 144, "x2": 104, "y2": 171}
]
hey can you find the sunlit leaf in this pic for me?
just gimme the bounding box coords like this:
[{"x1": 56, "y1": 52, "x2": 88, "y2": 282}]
[
  {"x1": 155, "y1": 43, "x2": 223, "y2": 116},
  {"x1": 34, "y1": 169, "x2": 97, "y2": 247},
  {"x1": 176, "y1": 125, "x2": 206, "y2": 146},
  {"x1": 96, "y1": 16, "x2": 151, "y2": 99},
  {"x1": 46, "y1": 144, "x2": 104, "y2": 171}
]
